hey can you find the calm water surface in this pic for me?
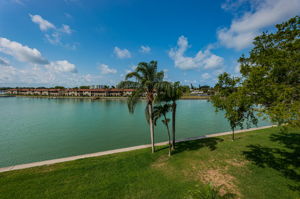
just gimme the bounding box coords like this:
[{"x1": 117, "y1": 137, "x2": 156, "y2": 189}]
[{"x1": 0, "y1": 97, "x2": 270, "y2": 167}]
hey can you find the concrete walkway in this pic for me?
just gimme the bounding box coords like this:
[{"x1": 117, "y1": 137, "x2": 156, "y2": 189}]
[{"x1": 0, "y1": 125, "x2": 275, "y2": 173}]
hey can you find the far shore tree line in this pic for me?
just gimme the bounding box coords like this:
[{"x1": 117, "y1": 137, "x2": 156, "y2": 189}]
[{"x1": 120, "y1": 16, "x2": 300, "y2": 156}]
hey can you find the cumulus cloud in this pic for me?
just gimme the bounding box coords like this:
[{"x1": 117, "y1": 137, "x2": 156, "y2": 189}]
[
  {"x1": 98, "y1": 64, "x2": 117, "y2": 74},
  {"x1": 218, "y1": 0, "x2": 300, "y2": 50},
  {"x1": 0, "y1": 64, "x2": 105, "y2": 87},
  {"x1": 0, "y1": 57, "x2": 9, "y2": 66},
  {"x1": 169, "y1": 36, "x2": 224, "y2": 70},
  {"x1": 0, "y1": 37, "x2": 78, "y2": 74},
  {"x1": 114, "y1": 47, "x2": 131, "y2": 59},
  {"x1": 0, "y1": 37, "x2": 49, "y2": 65},
  {"x1": 29, "y1": 14, "x2": 55, "y2": 31},
  {"x1": 45, "y1": 60, "x2": 77, "y2": 73},
  {"x1": 140, "y1": 45, "x2": 151, "y2": 53},
  {"x1": 29, "y1": 14, "x2": 75, "y2": 48}
]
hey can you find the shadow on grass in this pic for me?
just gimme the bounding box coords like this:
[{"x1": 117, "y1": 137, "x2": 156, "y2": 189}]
[
  {"x1": 243, "y1": 128, "x2": 300, "y2": 191},
  {"x1": 172, "y1": 137, "x2": 224, "y2": 155}
]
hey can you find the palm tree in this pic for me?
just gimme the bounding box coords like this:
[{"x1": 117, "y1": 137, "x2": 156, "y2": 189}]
[
  {"x1": 156, "y1": 81, "x2": 183, "y2": 150},
  {"x1": 125, "y1": 61, "x2": 164, "y2": 153},
  {"x1": 153, "y1": 104, "x2": 172, "y2": 156}
]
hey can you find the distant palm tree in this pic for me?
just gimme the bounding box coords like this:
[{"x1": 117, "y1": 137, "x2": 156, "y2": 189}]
[
  {"x1": 156, "y1": 81, "x2": 183, "y2": 149},
  {"x1": 125, "y1": 61, "x2": 164, "y2": 153},
  {"x1": 153, "y1": 104, "x2": 172, "y2": 156}
]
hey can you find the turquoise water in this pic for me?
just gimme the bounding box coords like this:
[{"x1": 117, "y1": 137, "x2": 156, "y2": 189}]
[{"x1": 0, "y1": 97, "x2": 270, "y2": 167}]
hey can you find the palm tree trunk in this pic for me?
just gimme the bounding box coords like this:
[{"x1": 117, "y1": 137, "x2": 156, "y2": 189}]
[
  {"x1": 164, "y1": 115, "x2": 172, "y2": 156},
  {"x1": 148, "y1": 103, "x2": 155, "y2": 153},
  {"x1": 172, "y1": 102, "x2": 176, "y2": 150}
]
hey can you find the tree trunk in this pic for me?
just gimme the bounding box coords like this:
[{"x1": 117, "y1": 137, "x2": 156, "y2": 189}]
[
  {"x1": 232, "y1": 128, "x2": 235, "y2": 141},
  {"x1": 164, "y1": 115, "x2": 172, "y2": 156},
  {"x1": 148, "y1": 103, "x2": 155, "y2": 153},
  {"x1": 172, "y1": 102, "x2": 176, "y2": 150}
]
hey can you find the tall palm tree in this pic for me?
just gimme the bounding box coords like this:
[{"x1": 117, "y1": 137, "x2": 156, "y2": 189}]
[
  {"x1": 153, "y1": 104, "x2": 172, "y2": 156},
  {"x1": 125, "y1": 61, "x2": 164, "y2": 153},
  {"x1": 156, "y1": 81, "x2": 183, "y2": 150}
]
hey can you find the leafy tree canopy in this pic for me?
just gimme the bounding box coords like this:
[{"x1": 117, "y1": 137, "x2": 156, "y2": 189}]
[
  {"x1": 211, "y1": 73, "x2": 257, "y2": 140},
  {"x1": 239, "y1": 16, "x2": 300, "y2": 126}
]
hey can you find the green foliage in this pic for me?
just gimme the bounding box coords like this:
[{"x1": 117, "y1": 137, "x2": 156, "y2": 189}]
[
  {"x1": 186, "y1": 184, "x2": 236, "y2": 199},
  {"x1": 239, "y1": 16, "x2": 300, "y2": 126},
  {"x1": 181, "y1": 85, "x2": 191, "y2": 94},
  {"x1": 54, "y1": 86, "x2": 65, "y2": 89},
  {"x1": 156, "y1": 81, "x2": 183, "y2": 103},
  {"x1": 153, "y1": 104, "x2": 171, "y2": 126},
  {"x1": 153, "y1": 103, "x2": 172, "y2": 156},
  {"x1": 155, "y1": 81, "x2": 183, "y2": 149},
  {"x1": 116, "y1": 80, "x2": 139, "y2": 89},
  {"x1": 211, "y1": 73, "x2": 258, "y2": 139},
  {"x1": 125, "y1": 61, "x2": 164, "y2": 112},
  {"x1": 0, "y1": 127, "x2": 299, "y2": 198}
]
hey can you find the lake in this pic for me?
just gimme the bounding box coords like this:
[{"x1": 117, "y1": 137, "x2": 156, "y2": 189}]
[{"x1": 0, "y1": 97, "x2": 270, "y2": 167}]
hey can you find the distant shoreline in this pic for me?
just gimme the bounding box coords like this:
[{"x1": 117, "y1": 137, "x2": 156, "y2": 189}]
[{"x1": 10, "y1": 95, "x2": 210, "y2": 100}]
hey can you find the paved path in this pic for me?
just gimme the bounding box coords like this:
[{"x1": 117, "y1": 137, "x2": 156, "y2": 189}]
[{"x1": 0, "y1": 125, "x2": 275, "y2": 173}]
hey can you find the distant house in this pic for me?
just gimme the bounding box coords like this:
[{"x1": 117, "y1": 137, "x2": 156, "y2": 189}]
[
  {"x1": 190, "y1": 90, "x2": 204, "y2": 96},
  {"x1": 5, "y1": 88, "x2": 135, "y2": 97}
]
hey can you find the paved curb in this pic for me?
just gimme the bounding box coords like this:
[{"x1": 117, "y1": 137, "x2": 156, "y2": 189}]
[{"x1": 0, "y1": 125, "x2": 275, "y2": 173}]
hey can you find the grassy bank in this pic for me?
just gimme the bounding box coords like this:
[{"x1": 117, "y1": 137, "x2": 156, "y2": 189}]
[{"x1": 0, "y1": 127, "x2": 299, "y2": 199}]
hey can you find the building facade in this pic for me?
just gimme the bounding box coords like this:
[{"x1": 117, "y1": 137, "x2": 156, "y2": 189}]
[{"x1": 5, "y1": 88, "x2": 135, "y2": 97}]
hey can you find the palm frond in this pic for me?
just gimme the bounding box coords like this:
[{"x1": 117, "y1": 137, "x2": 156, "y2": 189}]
[
  {"x1": 127, "y1": 87, "x2": 144, "y2": 113},
  {"x1": 152, "y1": 104, "x2": 171, "y2": 126},
  {"x1": 155, "y1": 71, "x2": 164, "y2": 82},
  {"x1": 117, "y1": 80, "x2": 139, "y2": 89},
  {"x1": 125, "y1": 72, "x2": 142, "y2": 82}
]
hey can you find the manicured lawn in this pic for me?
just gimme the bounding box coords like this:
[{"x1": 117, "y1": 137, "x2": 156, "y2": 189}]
[{"x1": 0, "y1": 127, "x2": 299, "y2": 199}]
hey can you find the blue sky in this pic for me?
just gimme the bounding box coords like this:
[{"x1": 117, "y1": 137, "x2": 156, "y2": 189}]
[{"x1": 0, "y1": 0, "x2": 299, "y2": 87}]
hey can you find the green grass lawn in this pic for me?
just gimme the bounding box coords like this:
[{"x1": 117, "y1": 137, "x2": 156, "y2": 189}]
[{"x1": 0, "y1": 127, "x2": 299, "y2": 199}]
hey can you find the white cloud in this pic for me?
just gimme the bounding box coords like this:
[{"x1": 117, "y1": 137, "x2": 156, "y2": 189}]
[
  {"x1": 124, "y1": 69, "x2": 132, "y2": 74},
  {"x1": 29, "y1": 14, "x2": 55, "y2": 31},
  {"x1": 29, "y1": 14, "x2": 75, "y2": 48},
  {"x1": 0, "y1": 57, "x2": 9, "y2": 66},
  {"x1": 140, "y1": 45, "x2": 151, "y2": 53},
  {"x1": 0, "y1": 37, "x2": 48, "y2": 65},
  {"x1": 221, "y1": 0, "x2": 251, "y2": 11},
  {"x1": 0, "y1": 64, "x2": 105, "y2": 87},
  {"x1": 201, "y1": 73, "x2": 211, "y2": 80},
  {"x1": 12, "y1": 0, "x2": 25, "y2": 5},
  {"x1": 45, "y1": 32, "x2": 61, "y2": 45},
  {"x1": 45, "y1": 60, "x2": 77, "y2": 73},
  {"x1": 234, "y1": 63, "x2": 241, "y2": 74},
  {"x1": 218, "y1": 0, "x2": 300, "y2": 50},
  {"x1": 60, "y1": 24, "x2": 72, "y2": 34},
  {"x1": 0, "y1": 65, "x2": 17, "y2": 82},
  {"x1": 184, "y1": 79, "x2": 197, "y2": 84},
  {"x1": 130, "y1": 65, "x2": 137, "y2": 70},
  {"x1": 169, "y1": 36, "x2": 224, "y2": 70},
  {"x1": 163, "y1": 69, "x2": 169, "y2": 79},
  {"x1": 98, "y1": 64, "x2": 117, "y2": 74},
  {"x1": 114, "y1": 47, "x2": 131, "y2": 59}
]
